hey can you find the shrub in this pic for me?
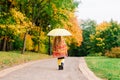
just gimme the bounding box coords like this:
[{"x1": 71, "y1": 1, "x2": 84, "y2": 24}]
[
  {"x1": 88, "y1": 52, "x2": 103, "y2": 56},
  {"x1": 105, "y1": 47, "x2": 120, "y2": 58},
  {"x1": 13, "y1": 36, "x2": 23, "y2": 50}
]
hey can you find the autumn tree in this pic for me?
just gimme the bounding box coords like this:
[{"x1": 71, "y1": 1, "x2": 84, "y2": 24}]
[
  {"x1": 0, "y1": 0, "x2": 17, "y2": 51},
  {"x1": 0, "y1": 0, "x2": 32, "y2": 51},
  {"x1": 90, "y1": 21, "x2": 120, "y2": 55},
  {"x1": 0, "y1": 0, "x2": 80, "y2": 54},
  {"x1": 63, "y1": 17, "x2": 83, "y2": 56},
  {"x1": 16, "y1": 0, "x2": 79, "y2": 53}
]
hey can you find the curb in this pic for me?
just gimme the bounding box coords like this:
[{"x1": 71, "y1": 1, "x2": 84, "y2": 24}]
[{"x1": 79, "y1": 57, "x2": 102, "y2": 80}]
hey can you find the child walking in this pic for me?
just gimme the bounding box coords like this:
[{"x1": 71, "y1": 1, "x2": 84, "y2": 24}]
[{"x1": 52, "y1": 36, "x2": 68, "y2": 70}]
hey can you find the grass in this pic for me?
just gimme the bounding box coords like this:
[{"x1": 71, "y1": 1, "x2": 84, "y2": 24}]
[
  {"x1": 0, "y1": 51, "x2": 51, "y2": 70},
  {"x1": 85, "y1": 57, "x2": 120, "y2": 80}
]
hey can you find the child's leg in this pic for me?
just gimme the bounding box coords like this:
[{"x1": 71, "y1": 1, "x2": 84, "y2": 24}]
[
  {"x1": 58, "y1": 58, "x2": 62, "y2": 66},
  {"x1": 57, "y1": 57, "x2": 65, "y2": 70}
]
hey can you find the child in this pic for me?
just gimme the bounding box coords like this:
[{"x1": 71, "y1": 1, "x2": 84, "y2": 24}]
[{"x1": 52, "y1": 36, "x2": 68, "y2": 70}]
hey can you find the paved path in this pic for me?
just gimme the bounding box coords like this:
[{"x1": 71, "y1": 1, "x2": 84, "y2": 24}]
[{"x1": 0, "y1": 57, "x2": 102, "y2": 80}]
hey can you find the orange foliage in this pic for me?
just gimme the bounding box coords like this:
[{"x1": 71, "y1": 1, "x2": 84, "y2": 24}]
[
  {"x1": 20, "y1": 34, "x2": 33, "y2": 51},
  {"x1": 64, "y1": 17, "x2": 83, "y2": 46},
  {"x1": 105, "y1": 47, "x2": 120, "y2": 58}
]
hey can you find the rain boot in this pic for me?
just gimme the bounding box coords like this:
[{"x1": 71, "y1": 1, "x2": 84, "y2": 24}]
[
  {"x1": 61, "y1": 62, "x2": 64, "y2": 70},
  {"x1": 58, "y1": 65, "x2": 61, "y2": 70}
]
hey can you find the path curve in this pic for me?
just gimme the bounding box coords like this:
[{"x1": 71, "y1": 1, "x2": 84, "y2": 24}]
[{"x1": 0, "y1": 57, "x2": 101, "y2": 80}]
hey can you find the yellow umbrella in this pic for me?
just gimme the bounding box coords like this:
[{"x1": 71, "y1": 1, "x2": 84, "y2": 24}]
[{"x1": 47, "y1": 28, "x2": 72, "y2": 36}]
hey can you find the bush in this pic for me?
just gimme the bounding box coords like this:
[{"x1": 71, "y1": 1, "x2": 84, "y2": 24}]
[
  {"x1": 13, "y1": 36, "x2": 23, "y2": 50},
  {"x1": 68, "y1": 43, "x2": 85, "y2": 56},
  {"x1": 88, "y1": 52, "x2": 102, "y2": 56},
  {"x1": 105, "y1": 47, "x2": 120, "y2": 58}
]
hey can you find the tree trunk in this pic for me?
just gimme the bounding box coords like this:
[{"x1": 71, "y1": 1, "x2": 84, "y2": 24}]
[
  {"x1": 21, "y1": 32, "x2": 27, "y2": 54},
  {"x1": 8, "y1": 41, "x2": 13, "y2": 51},
  {"x1": 2, "y1": 37, "x2": 7, "y2": 51},
  {"x1": 38, "y1": 28, "x2": 41, "y2": 53},
  {"x1": 0, "y1": 40, "x2": 2, "y2": 50},
  {"x1": 6, "y1": 39, "x2": 9, "y2": 51}
]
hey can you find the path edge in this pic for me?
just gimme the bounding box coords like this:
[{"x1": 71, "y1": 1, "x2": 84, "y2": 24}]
[{"x1": 79, "y1": 57, "x2": 102, "y2": 80}]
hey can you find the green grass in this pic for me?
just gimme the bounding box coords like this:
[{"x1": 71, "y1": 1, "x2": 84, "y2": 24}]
[
  {"x1": 85, "y1": 57, "x2": 120, "y2": 80},
  {"x1": 0, "y1": 51, "x2": 51, "y2": 70}
]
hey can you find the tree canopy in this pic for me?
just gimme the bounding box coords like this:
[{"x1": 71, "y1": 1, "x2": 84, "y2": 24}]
[{"x1": 0, "y1": 0, "x2": 83, "y2": 54}]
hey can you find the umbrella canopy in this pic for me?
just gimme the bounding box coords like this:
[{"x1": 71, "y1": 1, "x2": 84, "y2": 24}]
[{"x1": 47, "y1": 28, "x2": 72, "y2": 36}]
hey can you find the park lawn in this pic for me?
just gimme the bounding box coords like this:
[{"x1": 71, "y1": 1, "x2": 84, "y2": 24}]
[
  {"x1": 85, "y1": 57, "x2": 120, "y2": 80},
  {"x1": 0, "y1": 51, "x2": 51, "y2": 70}
]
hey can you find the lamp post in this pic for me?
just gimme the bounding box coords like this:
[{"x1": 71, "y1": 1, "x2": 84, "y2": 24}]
[{"x1": 48, "y1": 25, "x2": 51, "y2": 55}]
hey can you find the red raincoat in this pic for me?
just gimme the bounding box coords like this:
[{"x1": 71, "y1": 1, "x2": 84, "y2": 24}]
[{"x1": 52, "y1": 38, "x2": 68, "y2": 58}]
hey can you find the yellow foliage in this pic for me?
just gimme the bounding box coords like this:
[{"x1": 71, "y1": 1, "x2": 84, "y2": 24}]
[
  {"x1": 20, "y1": 34, "x2": 33, "y2": 51},
  {"x1": 95, "y1": 37, "x2": 105, "y2": 47},
  {"x1": 96, "y1": 31, "x2": 100, "y2": 35},
  {"x1": 0, "y1": 24, "x2": 21, "y2": 35},
  {"x1": 52, "y1": 4, "x2": 57, "y2": 15},
  {"x1": 90, "y1": 34, "x2": 94, "y2": 40},
  {"x1": 96, "y1": 43, "x2": 105, "y2": 47},
  {"x1": 64, "y1": 17, "x2": 83, "y2": 46},
  {"x1": 0, "y1": 24, "x2": 5, "y2": 28},
  {"x1": 96, "y1": 44, "x2": 102, "y2": 46},
  {"x1": 10, "y1": 8, "x2": 32, "y2": 28},
  {"x1": 26, "y1": 34, "x2": 33, "y2": 51},
  {"x1": 10, "y1": 8, "x2": 25, "y2": 24},
  {"x1": 34, "y1": 45, "x2": 38, "y2": 52},
  {"x1": 30, "y1": 27, "x2": 48, "y2": 53},
  {"x1": 96, "y1": 21, "x2": 111, "y2": 31},
  {"x1": 96, "y1": 38, "x2": 104, "y2": 41},
  {"x1": 40, "y1": 31, "x2": 46, "y2": 40}
]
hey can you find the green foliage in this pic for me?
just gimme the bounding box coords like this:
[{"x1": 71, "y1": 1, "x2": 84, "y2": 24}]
[
  {"x1": 79, "y1": 20, "x2": 120, "y2": 56},
  {"x1": 85, "y1": 57, "x2": 120, "y2": 80},
  {"x1": 13, "y1": 36, "x2": 23, "y2": 50},
  {"x1": 33, "y1": 38, "x2": 49, "y2": 53},
  {"x1": 79, "y1": 19, "x2": 97, "y2": 56},
  {"x1": 39, "y1": 43, "x2": 48, "y2": 54},
  {"x1": 29, "y1": 27, "x2": 49, "y2": 53},
  {"x1": 100, "y1": 21, "x2": 120, "y2": 51},
  {"x1": 87, "y1": 52, "x2": 102, "y2": 56},
  {"x1": 68, "y1": 43, "x2": 81, "y2": 56},
  {"x1": 0, "y1": 13, "x2": 16, "y2": 24},
  {"x1": 89, "y1": 21, "x2": 120, "y2": 55},
  {"x1": 15, "y1": 0, "x2": 78, "y2": 29},
  {"x1": 68, "y1": 43, "x2": 88, "y2": 56}
]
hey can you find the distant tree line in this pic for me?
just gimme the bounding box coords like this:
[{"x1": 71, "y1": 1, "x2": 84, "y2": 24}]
[{"x1": 73, "y1": 19, "x2": 120, "y2": 57}]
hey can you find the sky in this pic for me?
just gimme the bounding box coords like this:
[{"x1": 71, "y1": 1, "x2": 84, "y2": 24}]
[{"x1": 75, "y1": 0, "x2": 120, "y2": 24}]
